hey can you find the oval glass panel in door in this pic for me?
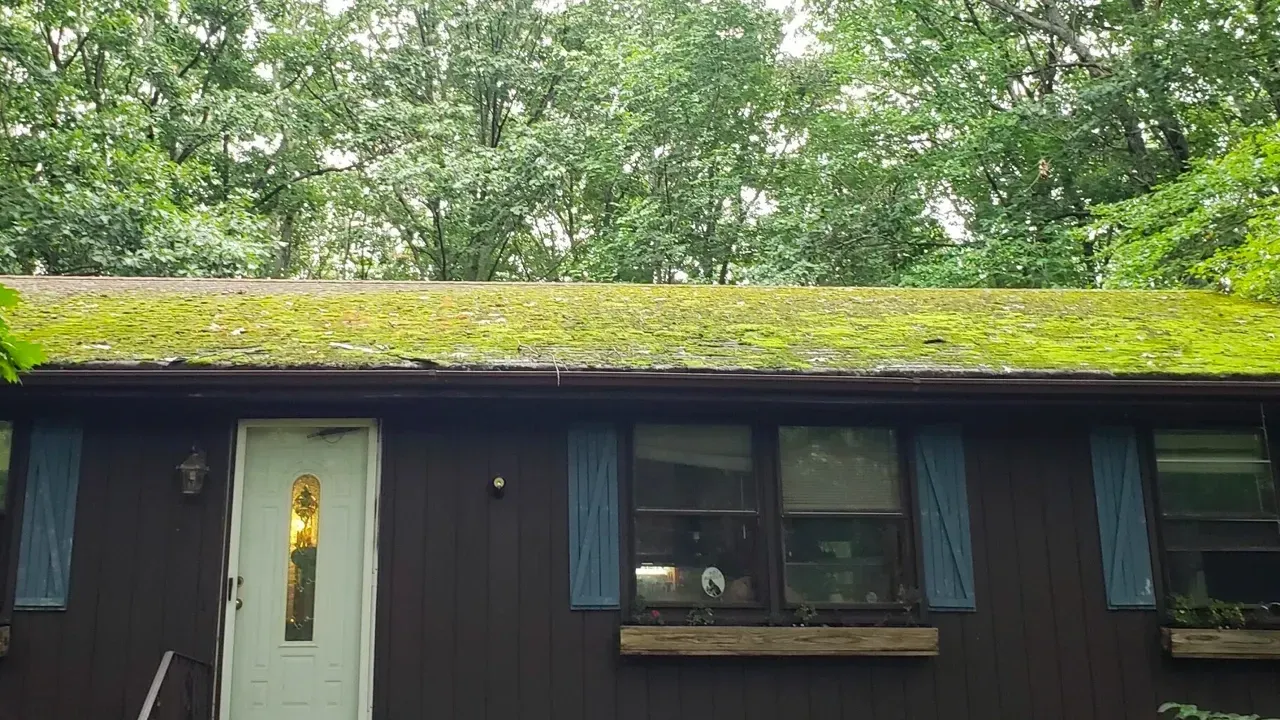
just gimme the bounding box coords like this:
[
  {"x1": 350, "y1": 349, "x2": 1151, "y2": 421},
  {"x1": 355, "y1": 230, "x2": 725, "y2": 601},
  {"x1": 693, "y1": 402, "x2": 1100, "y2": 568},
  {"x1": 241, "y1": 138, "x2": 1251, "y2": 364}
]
[{"x1": 285, "y1": 473, "x2": 320, "y2": 641}]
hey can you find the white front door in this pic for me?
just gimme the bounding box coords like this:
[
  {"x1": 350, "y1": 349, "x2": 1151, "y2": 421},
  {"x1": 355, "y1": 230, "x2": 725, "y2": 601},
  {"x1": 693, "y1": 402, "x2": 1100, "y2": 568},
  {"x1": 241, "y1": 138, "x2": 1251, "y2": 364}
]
[{"x1": 224, "y1": 422, "x2": 377, "y2": 720}]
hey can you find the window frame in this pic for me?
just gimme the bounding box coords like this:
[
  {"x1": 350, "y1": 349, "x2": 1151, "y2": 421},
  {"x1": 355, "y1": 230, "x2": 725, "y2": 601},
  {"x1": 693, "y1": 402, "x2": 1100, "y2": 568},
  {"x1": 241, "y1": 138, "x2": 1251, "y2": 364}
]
[
  {"x1": 1144, "y1": 421, "x2": 1280, "y2": 614},
  {"x1": 0, "y1": 420, "x2": 28, "y2": 618},
  {"x1": 623, "y1": 421, "x2": 923, "y2": 622},
  {"x1": 628, "y1": 424, "x2": 770, "y2": 610}
]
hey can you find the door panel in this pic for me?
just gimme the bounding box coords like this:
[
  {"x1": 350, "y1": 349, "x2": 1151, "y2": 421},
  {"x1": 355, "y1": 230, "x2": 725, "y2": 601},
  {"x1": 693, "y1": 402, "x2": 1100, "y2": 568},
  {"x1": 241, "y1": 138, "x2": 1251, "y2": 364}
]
[{"x1": 229, "y1": 424, "x2": 372, "y2": 720}]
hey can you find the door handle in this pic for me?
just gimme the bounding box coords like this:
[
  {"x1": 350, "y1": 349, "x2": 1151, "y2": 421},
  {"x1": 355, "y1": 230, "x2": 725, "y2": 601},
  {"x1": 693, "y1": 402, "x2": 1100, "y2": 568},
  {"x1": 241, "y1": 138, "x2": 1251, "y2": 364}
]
[{"x1": 234, "y1": 576, "x2": 245, "y2": 611}]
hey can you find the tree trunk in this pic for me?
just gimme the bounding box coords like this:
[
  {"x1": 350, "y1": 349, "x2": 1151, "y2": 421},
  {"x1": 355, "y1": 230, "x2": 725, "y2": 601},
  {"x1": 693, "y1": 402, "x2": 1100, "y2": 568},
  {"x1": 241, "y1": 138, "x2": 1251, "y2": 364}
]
[{"x1": 272, "y1": 212, "x2": 295, "y2": 278}]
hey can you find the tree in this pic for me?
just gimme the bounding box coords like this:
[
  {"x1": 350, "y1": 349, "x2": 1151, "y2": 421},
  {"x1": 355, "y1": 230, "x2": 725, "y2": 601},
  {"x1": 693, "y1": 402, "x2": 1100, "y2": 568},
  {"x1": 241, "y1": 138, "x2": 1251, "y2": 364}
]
[
  {"x1": 1091, "y1": 121, "x2": 1280, "y2": 302},
  {"x1": 0, "y1": 285, "x2": 42, "y2": 382},
  {"x1": 2, "y1": 0, "x2": 1279, "y2": 295}
]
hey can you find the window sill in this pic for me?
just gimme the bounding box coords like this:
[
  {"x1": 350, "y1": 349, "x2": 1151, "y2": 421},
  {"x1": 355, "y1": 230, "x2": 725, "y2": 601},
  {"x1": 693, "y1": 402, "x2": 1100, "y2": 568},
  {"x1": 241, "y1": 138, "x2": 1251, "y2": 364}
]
[
  {"x1": 1162, "y1": 627, "x2": 1280, "y2": 660},
  {"x1": 619, "y1": 625, "x2": 939, "y2": 657}
]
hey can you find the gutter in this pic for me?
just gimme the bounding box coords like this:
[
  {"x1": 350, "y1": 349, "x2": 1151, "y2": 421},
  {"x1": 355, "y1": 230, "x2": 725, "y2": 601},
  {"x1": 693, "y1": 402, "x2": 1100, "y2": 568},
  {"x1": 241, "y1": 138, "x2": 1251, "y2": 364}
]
[{"x1": 11, "y1": 367, "x2": 1280, "y2": 400}]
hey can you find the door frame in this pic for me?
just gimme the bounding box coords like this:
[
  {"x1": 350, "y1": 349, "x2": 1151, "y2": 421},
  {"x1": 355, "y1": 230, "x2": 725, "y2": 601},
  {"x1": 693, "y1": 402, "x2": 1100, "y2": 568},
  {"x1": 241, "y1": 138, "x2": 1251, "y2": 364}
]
[{"x1": 217, "y1": 418, "x2": 382, "y2": 720}]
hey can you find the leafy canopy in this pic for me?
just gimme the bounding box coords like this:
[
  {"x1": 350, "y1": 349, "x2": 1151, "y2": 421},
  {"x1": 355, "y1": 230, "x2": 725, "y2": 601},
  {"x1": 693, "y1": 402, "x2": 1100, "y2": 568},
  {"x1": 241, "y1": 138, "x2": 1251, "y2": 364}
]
[{"x1": 1, "y1": 0, "x2": 1279, "y2": 297}]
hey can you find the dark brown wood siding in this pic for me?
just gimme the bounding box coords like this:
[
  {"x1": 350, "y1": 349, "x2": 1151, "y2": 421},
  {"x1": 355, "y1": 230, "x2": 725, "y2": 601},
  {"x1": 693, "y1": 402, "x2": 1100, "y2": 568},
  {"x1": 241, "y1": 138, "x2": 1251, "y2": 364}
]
[
  {"x1": 373, "y1": 415, "x2": 1280, "y2": 720},
  {"x1": 2, "y1": 403, "x2": 1278, "y2": 720},
  {"x1": 0, "y1": 412, "x2": 231, "y2": 720}
]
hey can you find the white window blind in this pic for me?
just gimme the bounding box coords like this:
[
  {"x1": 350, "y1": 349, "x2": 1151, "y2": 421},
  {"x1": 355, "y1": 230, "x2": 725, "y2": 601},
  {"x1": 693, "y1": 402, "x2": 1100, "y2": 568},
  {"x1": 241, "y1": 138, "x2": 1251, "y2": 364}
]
[
  {"x1": 634, "y1": 425, "x2": 752, "y2": 472},
  {"x1": 780, "y1": 427, "x2": 900, "y2": 512}
]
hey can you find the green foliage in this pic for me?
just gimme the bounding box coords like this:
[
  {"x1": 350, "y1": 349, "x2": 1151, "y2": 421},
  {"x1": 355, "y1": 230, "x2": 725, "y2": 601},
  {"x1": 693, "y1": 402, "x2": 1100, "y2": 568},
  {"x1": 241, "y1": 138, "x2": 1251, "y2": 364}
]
[
  {"x1": 1, "y1": 0, "x2": 1279, "y2": 291},
  {"x1": 629, "y1": 597, "x2": 665, "y2": 626},
  {"x1": 685, "y1": 605, "x2": 715, "y2": 626},
  {"x1": 0, "y1": 285, "x2": 43, "y2": 383},
  {"x1": 1160, "y1": 702, "x2": 1279, "y2": 720},
  {"x1": 1093, "y1": 122, "x2": 1280, "y2": 301},
  {"x1": 792, "y1": 603, "x2": 819, "y2": 627},
  {"x1": 1167, "y1": 595, "x2": 1251, "y2": 629}
]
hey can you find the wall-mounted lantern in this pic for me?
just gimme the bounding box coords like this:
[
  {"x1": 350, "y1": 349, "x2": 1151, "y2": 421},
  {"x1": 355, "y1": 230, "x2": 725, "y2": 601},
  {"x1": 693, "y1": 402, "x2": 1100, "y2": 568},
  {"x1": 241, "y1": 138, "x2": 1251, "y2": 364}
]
[{"x1": 177, "y1": 447, "x2": 209, "y2": 496}]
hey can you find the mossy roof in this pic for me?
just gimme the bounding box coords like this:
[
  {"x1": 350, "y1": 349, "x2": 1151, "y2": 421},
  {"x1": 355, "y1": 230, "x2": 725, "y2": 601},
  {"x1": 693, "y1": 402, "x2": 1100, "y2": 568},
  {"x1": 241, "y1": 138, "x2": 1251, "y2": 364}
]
[{"x1": 4, "y1": 277, "x2": 1280, "y2": 379}]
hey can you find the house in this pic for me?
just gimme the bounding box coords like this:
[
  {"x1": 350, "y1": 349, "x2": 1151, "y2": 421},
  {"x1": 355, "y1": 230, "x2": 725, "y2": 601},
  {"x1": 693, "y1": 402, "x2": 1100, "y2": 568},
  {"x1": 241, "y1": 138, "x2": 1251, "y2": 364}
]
[{"x1": 0, "y1": 275, "x2": 1278, "y2": 720}]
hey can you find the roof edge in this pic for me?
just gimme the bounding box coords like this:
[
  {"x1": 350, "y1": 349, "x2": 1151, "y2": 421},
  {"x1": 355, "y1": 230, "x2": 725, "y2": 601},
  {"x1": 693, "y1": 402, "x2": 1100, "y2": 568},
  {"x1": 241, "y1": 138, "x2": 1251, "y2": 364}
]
[{"x1": 12, "y1": 367, "x2": 1280, "y2": 399}]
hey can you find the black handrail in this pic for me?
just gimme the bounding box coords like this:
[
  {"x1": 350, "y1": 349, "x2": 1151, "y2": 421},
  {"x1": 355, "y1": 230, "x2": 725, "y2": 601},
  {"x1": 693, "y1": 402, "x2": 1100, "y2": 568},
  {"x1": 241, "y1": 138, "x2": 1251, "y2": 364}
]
[{"x1": 136, "y1": 650, "x2": 213, "y2": 720}]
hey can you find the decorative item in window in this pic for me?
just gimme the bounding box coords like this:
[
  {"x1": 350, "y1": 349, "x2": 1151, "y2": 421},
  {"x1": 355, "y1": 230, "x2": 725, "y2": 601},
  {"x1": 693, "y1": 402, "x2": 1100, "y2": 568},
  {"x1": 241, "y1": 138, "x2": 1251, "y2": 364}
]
[
  {"x1": 286, "y1": 474, "x2": 321, "y2": 641},
  {"x1": 779, "y1": 427, "x2": 905, "y2": 605},
  {"x1": 1153, "y1": 429, "x2": 1280, "y2": 612},
  {"x1": 176, "y1": 446, "x2": 209, "y2": 496}
]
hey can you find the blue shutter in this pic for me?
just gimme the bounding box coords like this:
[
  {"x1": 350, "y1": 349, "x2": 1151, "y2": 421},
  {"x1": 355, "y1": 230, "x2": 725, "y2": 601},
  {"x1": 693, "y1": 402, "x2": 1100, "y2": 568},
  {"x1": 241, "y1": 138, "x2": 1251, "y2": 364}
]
[
  {"x1": 1090, "y1": 427, "x2": 1155, "y2": 609},
  {"x1": 568, "y1": 424, "x2": 620, "y2": 610},
  {"x1": 15, "y1": 422, "x2": 84, "y2": 609},
  {"x1": 914, "y1": 425, "x2": 976, "y2": 611}
]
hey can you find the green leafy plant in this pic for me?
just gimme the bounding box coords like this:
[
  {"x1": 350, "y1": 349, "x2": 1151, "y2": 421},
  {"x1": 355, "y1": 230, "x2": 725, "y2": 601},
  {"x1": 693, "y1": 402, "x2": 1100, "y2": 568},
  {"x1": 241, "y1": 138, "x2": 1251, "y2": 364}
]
[
  {"x1": 685, "y1": 605, "x2": 715, "y2": 626},
  {"x1": 1160, "y1": 702, "x2": 1278, "y2": 719},
  {"x1": 0, "y1": 285, "x2": 41, "y2": 383},
  {"x1": 793, "y1": 603, "x2": 819, "y2": 627},
  {"x1": 897, "y1": 585, "x2": 922, "y2": 624},
  {"x1": 1166, "y1": 595, "x2": 1251, "y2": 629},
  {"x1": 629, "y1": 597, "x2": 665, "y2": 626}
]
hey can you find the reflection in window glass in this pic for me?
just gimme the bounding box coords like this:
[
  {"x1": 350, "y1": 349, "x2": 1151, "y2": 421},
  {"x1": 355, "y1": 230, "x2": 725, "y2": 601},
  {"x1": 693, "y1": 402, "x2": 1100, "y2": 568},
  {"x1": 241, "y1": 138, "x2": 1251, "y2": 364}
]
[
  {"x1": 634, "y1": 515, "x2": 757, "y2": 604},
  {"x1": 633, "y1": 424, "x2": 758, "y2": 604},
  {"x1": 0, "y1": 422, "x2": 11, "y2": 511},
  {"x1": 781, "y1": 427, "x2": 904, "y2": 604},
  {"x1": 783, "y1": 517, "x2": 900, "y2": 604},
  {"x1": 1155, "y1": 429, "x2": 1280, "y2": 604},
  {"x1": 780, "y1": 427, "x2": 900, "y2": 511},
  {"x1": 286, "y1": 474, "x2": 320, "y2": 641},
  {"x1": 634, "y1": 425, "x2": 754, "y2": 511}
]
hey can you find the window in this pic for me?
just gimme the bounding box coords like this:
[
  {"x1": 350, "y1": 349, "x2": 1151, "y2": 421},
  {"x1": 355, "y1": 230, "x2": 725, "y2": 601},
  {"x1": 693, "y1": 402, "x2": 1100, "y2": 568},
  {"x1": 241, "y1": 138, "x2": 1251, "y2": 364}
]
[
  {"x1": 780, "y1": 427, "x2": 905, "y2": 604},
  {"x1": 1153, "y1": 430, "x2": 1280, "y2": 604},
  {"x1": 630, "y1": 423, "x2": 913, "y2": 612},
  {"x1": 286, "y1": 474, "x2": 321, "y2": 641},
  {"x1": 632, "y1": 425, "x2": 759, "y2": 604}
]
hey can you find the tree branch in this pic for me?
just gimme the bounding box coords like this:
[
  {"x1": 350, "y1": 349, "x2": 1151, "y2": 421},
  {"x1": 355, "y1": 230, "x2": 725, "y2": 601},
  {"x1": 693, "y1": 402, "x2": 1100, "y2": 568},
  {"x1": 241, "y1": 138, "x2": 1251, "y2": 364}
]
[{"x1": 254, "y1": 164, "x2": 362, "y2": 209}]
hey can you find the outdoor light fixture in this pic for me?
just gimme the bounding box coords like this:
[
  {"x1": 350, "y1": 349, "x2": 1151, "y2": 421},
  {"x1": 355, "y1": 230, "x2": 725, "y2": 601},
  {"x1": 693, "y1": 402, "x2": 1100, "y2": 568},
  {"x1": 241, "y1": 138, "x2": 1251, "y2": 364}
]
[{"x1": 177, "y1": 447, "x2": 209, "y2": 496}]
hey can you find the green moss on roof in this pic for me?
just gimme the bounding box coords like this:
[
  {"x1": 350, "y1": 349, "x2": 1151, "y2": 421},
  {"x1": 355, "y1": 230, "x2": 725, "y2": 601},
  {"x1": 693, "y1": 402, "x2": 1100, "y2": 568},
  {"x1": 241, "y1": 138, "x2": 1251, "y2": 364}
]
[{"x1": 5, "y1": 278, "x2": 1280, "y2": 377}]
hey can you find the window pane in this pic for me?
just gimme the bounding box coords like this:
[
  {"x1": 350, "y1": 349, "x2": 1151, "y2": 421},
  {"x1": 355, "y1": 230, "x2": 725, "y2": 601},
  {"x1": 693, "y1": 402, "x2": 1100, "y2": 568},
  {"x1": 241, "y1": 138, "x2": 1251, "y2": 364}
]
[
  {"x1": 0, "y1": 422, "x2": 11, "y2": 511},
  {"x1": 286, "y1": 474, "x2": 320, "y2": 642},
  {"x1": 634, "y1": 425, "x2": 755, "y2": 511},
  {"x1": 1166, "y1": 550, "x2": 1280, "y2": 604},
  {"x1": 783, "y1": 517, "x2": 900, "y2": 604},
  {"x1": 1155, "y1": 430, "x2": 1275, "y2": 515},
  {"x1": 780, "y1": 427, "x2": 900, "y2": 512},
  {"x1": 1156, "y1": 431, "x2": 1267, "y2": 461},
  {"x1": 1163, "y1": 519, "x2": 1280, "y2": 551},
  {"x1": 633, "y1": 515, "x2": 757, "y2": 604}
]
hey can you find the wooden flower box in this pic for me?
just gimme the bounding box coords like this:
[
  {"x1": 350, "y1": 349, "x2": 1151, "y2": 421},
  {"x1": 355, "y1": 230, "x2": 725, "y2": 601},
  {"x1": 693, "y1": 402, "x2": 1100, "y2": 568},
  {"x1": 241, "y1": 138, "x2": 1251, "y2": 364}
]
[
  {"x1": 1162, "y1": 627, "x2": 1280, "y2": 659},
  {"x1": 619, "y1": 625, "x2": 939, "y2": 657}
]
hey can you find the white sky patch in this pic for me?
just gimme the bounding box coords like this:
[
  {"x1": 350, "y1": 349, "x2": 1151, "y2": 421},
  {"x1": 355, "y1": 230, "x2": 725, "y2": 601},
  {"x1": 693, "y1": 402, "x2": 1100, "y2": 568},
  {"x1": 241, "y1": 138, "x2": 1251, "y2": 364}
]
[
  {"x1": 927, "y1": 191, "x2": 970, "y2": 243},
  {"x1": 323, "y1": 148, "x2": 360, "y2": 168},
  {"x1": 765, "y1": 0, "x2": 816, "y2": 57}
]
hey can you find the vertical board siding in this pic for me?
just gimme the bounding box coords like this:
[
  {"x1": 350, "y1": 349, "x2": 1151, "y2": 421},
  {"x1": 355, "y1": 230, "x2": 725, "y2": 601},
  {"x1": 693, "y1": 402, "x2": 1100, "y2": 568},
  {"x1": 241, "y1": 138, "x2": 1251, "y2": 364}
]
[
  {"x1": 9, "y1": 408, "x2": 1280, "y2": 720},
  {"x1": 1, "y1": 413, "x2": 230, "y2": 720},
  {"x1": 568, "y1": 424, "x2": 620, "y2": 610},
  {"x1": 15, "y1": 422, "x2": 83, "y2": 608},
  {"x1": 914, "y1": 425, "x2": 976, "y2": 611},
  {"x1": 1089, "y1": 427, "x2": 1157, "y2": 609},
  {"x1": 367, "y1": 417, "x2": 1280, "y2": 720}
]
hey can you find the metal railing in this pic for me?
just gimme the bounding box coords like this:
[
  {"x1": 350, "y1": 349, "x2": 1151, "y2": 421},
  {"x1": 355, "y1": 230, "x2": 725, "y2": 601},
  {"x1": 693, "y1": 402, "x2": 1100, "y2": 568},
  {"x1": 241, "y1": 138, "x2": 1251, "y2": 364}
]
[{"x1": 135, "y1": 650, "x2": 213, "y2": 720}]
